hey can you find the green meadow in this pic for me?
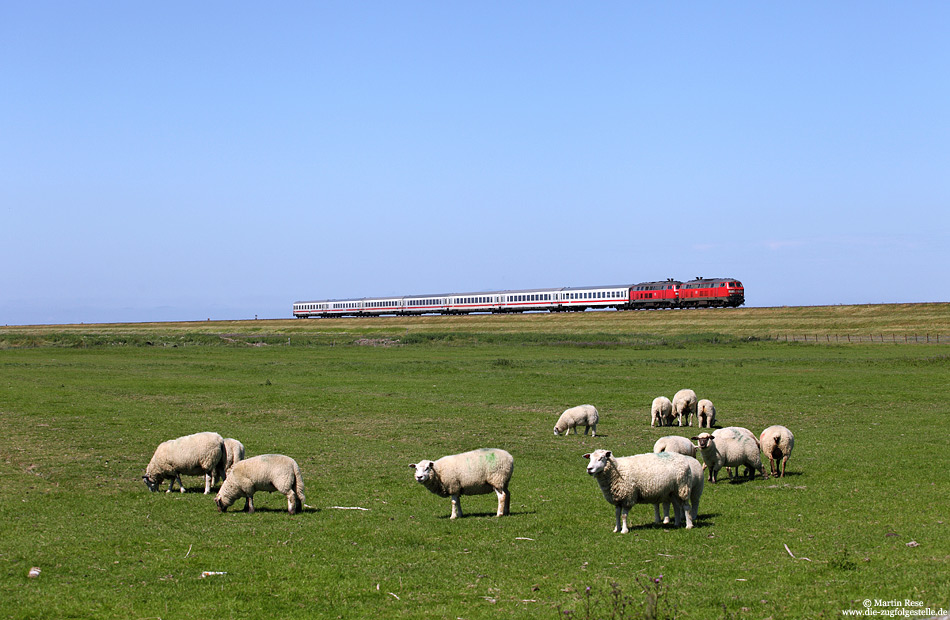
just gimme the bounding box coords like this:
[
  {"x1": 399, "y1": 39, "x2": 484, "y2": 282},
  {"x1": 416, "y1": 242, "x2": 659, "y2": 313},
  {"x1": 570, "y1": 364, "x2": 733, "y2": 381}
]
[{"x1": 1, "y1": 306, "x2": 948, "y2": 619}]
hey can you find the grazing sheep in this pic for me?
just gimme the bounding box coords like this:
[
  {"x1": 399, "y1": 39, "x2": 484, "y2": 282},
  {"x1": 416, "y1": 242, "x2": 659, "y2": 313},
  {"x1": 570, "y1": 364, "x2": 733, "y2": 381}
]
[
  {"x1": 653, "y1": 435, "x2": 697, "y2": 458},
  {"x1": 554, "y1": 405, "x2": 599, "y2": 436},
  {"x1": 651, "y1": 396, "x2": 674, "y2": 427},
  {"x1": 143, "y1": 431, "x2": 226, "y2": 494},
  {"x1": 583, "y1": 449, "x2": 699, "y2": 532},
  {"x1": 410, "y1": 448, "x2": 514, "y2": 519},
  {"x1": 672, "y1": 389, "x2": 698, "y2": 426},
  {"x1": 692, "y1": 427, "x2": 765, "y2": 483},
  {"x1": 213, "y1": 437, "x2": 246, "y2": 485},
  {"x1": 759, "y1": 425, "x2": 795, "y2": 477},
  {"x1": 696, "y1": 399, "x2": 716, "y2": 428},
  {"x1": 214, "y1": 454, "x2": 305, "y2": 514}
]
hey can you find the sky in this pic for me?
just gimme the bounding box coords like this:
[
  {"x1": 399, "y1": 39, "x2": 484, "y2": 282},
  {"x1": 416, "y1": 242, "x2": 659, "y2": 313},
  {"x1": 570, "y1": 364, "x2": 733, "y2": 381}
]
[{"x1": 2, "y1": 2, "x2": 949, "y2": 325}]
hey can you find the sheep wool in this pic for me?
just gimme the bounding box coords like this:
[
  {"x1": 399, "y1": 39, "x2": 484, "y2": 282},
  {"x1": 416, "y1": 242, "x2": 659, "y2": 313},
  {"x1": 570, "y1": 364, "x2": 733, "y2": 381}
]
[
  {"x1": 759, "y1": 425, "x2": 795, "y2": 477},
  {"x1": 657, "y1": 454, "x2": 704, "y2": 527},
  {"x1": 410, "y1": 448, "x2": 514, "y2": 519},
  {"x1": 583, "y1": 449, "x2": 700, "y2": 533},
  {"x1": 692, "y1": 427, "x2": 765, "y2": 483},
  {"x1": 671, "y1": 389, "x2": 698, "y2": 427},
  {"x1": 650, "y1": 397, "x2": 674, "y2": 427},
  {"x1": 696, "y1": 399, "x2": 716, "y2": 428},
  {"x1": 653, "y1": 435, "x2": 697, "y2": 458},
  {"x1": 554, "y1": 405, "x2": 599, "y2": 436},
  {"x1": 214, "y1": 454, "x2": 305, "y2": 515},
  {"x1": 143, "y1": 431, "x2": 226, "y2": 494},
  {"x1": 213, "y1": 437, "x2": 246, "y2": 485}
]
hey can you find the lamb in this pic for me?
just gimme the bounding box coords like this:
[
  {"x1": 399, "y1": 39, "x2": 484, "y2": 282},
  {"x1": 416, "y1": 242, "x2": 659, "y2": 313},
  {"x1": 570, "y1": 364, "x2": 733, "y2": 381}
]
[
  {"x1": 653, "y1": 435, "x2": 697, "y2": 458},
  {"x1": 672, "y1": 389, "x2": 698, "y2": 426},
  {"x1": 583, "y1": 449, "x2": 699, "y2": 532},
  {"x1": 650, "y1": 396, "x2": 674, "y2": 427},
  {"x1": 691, "y1": 427, "x2": 765, "y2": 483},
  {"x1": 759, "y1": 425, "x2": 795, "y2": 477},
  {"x1": 143, "y1": 431, "x2": 226, "y2": 494},
  {"x1": 213, "y1": 437, "x2": 246, "y2": 485},
  {"x1": 409, "y1": 448, "x2": 514, "y2": 519},
  {"x1": 214, "y1": 454, "x2": 305, "y2": 514},
  {"x1": 696, "y1": 399, "x2": 716, "y2": 428},
  {"x1": 554, "y1": 405, "x2": 599, "y2": 436}
]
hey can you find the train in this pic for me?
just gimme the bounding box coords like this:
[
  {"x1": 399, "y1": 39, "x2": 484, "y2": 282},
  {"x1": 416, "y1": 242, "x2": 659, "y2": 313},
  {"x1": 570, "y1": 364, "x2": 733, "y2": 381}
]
[{"x1": 293, "y1": 277, "x2": 744, "y2": 318}]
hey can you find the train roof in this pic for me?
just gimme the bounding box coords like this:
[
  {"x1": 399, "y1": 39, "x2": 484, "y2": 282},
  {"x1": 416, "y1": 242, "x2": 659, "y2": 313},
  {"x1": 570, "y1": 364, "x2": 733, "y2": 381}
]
[{"x1": 681, "y1": 277, "x2": 742, "y2": 283}]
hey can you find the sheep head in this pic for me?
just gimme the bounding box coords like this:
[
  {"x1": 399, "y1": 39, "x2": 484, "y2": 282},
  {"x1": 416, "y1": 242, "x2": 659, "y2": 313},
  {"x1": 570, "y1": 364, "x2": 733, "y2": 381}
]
[
  {"x1": 410, "y1": 460, "x2": 436, "y2": 484},
  {"x1": 142, "y1": 475, "x2": 162, "y2": 492},
  {"x1": 584, "y1": 450, "x2": 612, "y2": 475}
]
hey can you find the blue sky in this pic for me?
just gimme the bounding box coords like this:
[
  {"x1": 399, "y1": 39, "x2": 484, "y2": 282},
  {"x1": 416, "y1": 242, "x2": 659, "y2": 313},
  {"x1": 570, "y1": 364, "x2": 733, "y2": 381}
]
[{"x1": 3, "y1": 2, "x2": 948, "y2": 325}]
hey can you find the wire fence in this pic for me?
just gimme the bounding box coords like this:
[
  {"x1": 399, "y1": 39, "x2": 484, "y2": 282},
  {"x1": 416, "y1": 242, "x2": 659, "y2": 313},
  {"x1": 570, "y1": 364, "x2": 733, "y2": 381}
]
[{"x1": 771, "y1": 333, "x2": 945, "y2": 344}]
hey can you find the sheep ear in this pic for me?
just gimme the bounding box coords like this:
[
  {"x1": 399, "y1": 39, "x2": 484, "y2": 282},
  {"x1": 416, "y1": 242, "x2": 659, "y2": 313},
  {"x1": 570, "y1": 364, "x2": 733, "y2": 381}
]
[
  {"x1": 604, "y1": 451, "x2": 612, "y2": 458},
  {"x1": 582, "y1": 453, "x2": 591, "y2": 459},
  {"x1": 408, "y1": 464, "x2": 416, "y2": 469},
  {"x1": 690, "y1": 436, "x2": 700, "y2": 441}
]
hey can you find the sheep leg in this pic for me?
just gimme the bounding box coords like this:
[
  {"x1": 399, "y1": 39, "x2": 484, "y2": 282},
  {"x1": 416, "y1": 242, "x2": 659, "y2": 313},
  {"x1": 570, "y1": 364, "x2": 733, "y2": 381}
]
[
  {"x1": 286, "y1": 492, "x2": 297, "y2": 515},
  {"x1": 613, "y1": 505, "x2": 623, "y2": 533},
  {"x1": 450, "y1": 494, "x2": 462, "y2": 519},
  {"x1": 494, "y1": 488, "x2": 509, "y2": 517},
  {"x1": 204, "y1": 473, "x2": 213, "y2": 495},
  {"x1": 615, "y1": 505, "x2": 631, "y2": 534},
  {"x1": 590, "y1": 424, "x2": 597, "y2": 437},
  {"x1": 681, "y1": 500, "x2": 694, "y2": 529},
  {"x1": 780, "y1": 457, "x2": 788, "y2": 477},
  {"x1": 243, "y1": 495, "x2": 254, "y2": 513},
  {"x1": 670, "y1": 498, "x2": 684, "y2": 528}
]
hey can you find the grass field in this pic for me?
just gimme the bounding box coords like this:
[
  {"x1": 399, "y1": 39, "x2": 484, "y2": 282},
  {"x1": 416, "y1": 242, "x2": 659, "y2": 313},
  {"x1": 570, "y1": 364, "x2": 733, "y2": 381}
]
[{"x1": 1, "y1": 305, "x2": 948, "y2": 619}]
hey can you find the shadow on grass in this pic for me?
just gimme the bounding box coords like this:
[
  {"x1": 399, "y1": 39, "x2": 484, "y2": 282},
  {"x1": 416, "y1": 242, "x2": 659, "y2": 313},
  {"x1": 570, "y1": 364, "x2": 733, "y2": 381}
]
[{"x1": 436, "y1": 509, "x2": 538, "y2": 519}]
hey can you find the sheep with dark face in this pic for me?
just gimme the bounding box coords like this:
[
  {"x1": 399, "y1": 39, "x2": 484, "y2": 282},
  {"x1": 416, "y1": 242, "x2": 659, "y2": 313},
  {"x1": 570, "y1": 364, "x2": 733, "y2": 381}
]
[
  {"x1": 410, "y1": 448, "x2": 514, "y2": 519},
  {"x1": 143, "y1": 432, "x2": 226, "y2": 494},
  {"x1": 759, "y1": 425, "x2": 795, "y2": 477}
]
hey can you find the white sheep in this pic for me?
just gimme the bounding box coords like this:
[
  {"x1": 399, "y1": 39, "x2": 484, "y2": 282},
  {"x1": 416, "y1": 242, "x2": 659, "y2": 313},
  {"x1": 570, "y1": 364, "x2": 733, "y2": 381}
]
[
  {"x1": 583, "y1": 449, "x2": 699, "y2": 532},
  {"x1": 691, "y1": 427, "x2": 765, "y2": 483},
  {"x1": 759, "y1": 425, "x2": 795, "y2": 477},
  {"x1": 653, "y1": 435, "x2": 697, "y2": 458},
  {"x1": 650, "y1": 396, "x2": 674, "y2": 427},
  {"x1": 696, "y1": 399, "x2": 716, "y2": 428},
  {"x1": 718, "y1": 426, "x2": 758, "y2": 477},
  {"x1": 214, "y1": 454, "x2": 305, "y2": 514},
  {"x1": 143, "y1": 431, "x2": 226, "y2": 494},
  {"x1": 554, "y1": 405, "x2": 599, "y2": 436},
  {"x1": 657, "y1": 454, "x2": 704, "y2": 527},
  {"x1": 213, "y1": 437, "x2": 246, "y2": 485},
  {"x1": 409, "y1": 448, "x2": 513, "y2": 519},
  {"x1": 672, "y1": 389, "x2": 698, "y2": 426}
]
